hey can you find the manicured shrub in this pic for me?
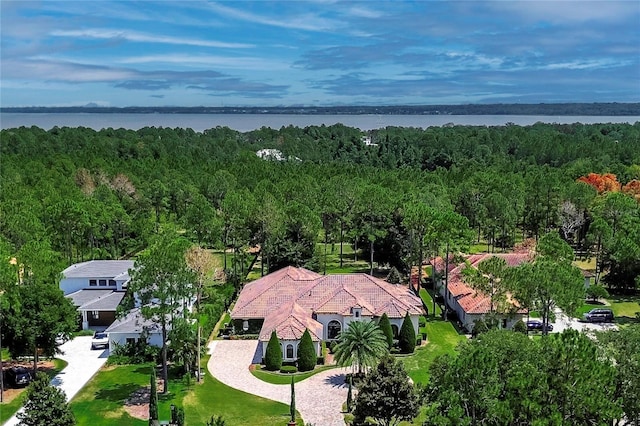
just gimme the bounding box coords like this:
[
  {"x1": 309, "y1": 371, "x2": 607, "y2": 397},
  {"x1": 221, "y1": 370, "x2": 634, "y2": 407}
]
[
  {"x1": 513, "y1": 319, "x2": 527, "y2": 334},
  {"x1": 264, "y1": 331, "x2": 282, "y2": 371},
  {"x1": 386, "y1": 267, "x2": 403, "y2": 284},
  {"x1": 378, "y1": 313, "x2": 394, "y2": 350},
  {"x1": 398, "y1": 313, "x2": 416, "y2": 354},
  {"x1": 280, "y1": 365, "x2": 298, "y2": 374},
  {"x1": 297, "y1": 329, "x2": 317, "y2": 372}
]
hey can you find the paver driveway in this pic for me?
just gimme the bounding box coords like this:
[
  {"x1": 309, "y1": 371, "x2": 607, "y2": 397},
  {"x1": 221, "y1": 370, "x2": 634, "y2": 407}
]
[
  {"x1": 208, "y1": 340, "x2": 349, "y2": 426},
  {"x1": 3, "y1": 336, "x2": 108, "y2": 426}
]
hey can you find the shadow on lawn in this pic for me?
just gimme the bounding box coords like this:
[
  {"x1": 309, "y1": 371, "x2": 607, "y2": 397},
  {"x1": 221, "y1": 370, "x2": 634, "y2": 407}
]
[
  {"x1": 615, "y1": 316, "x2": 640, "y2": 326},
  {"x1": 95, "y1": 383, "x2": 141, "y2": 402}
]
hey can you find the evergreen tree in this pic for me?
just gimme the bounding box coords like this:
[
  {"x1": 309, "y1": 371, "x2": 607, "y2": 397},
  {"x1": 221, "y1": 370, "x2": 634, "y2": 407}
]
[
  {"x1": 290, "y1": 375, "x2": 296, "y2": 424},
  {"x1": 346, "y1": 375, "x2": 353, "y2": 412},
  {"x1": 398, "y1": 313, "x2": 416, "y2": 354},
  {"x1": 297, "y1": 329, "x2": 316, "y2": 372},
  {"x1": 352, "y1": 356, "x2": 419, "y2": 426},
  {"x1": 206, "y1": 415, "x2": 226, "y2": 426},
  {"x1": 264, "y1": 331, "x2": 282, "y2": 371},
  {"x1": 17, "y1": 372, "x2": 75, "y2": 426},
  {"x1": 378, "y1": 313, "x2": 394, "y2": 350},
  {"x1": 149, "y1": 367, "x2": 158, "y2": 424}
]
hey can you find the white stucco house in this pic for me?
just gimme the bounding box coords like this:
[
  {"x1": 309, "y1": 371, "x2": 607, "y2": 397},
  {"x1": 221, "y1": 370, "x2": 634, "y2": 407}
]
[
  {"x1": 434, "y1": 253, "x2": 529, "y2": 333},
  {"x1": 231, "y1": 266, "x2": 423, "y2": 363},
  {"x1": 104, "y1": 307, "x2": 164, "y2": 352},
  {"x1": 60, "y1": 260, "x2": 134, "y2": 330}
]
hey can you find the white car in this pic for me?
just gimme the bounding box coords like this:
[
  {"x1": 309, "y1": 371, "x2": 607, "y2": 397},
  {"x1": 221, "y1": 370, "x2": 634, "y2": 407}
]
[{"x1": 91, "y1": 331, "x2": 109, "y2": 350}]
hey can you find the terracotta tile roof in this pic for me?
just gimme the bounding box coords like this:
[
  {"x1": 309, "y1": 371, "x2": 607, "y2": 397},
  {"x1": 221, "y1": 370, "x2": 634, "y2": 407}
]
[
  {"x1": 232, "y1": 267, "x2": 423, "y2": 337},
  {"x1": 446, "y1": 253, "x2": 531, "y2": 315},
  {"x1": 259, "y1": 301, "x2": 323, "y2": 342}
]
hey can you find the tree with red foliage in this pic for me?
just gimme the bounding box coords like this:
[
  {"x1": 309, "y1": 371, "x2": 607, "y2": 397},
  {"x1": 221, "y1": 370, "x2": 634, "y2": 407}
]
[
  {"x1": 622, "y1": 179, "x2": 640, "y2": 202},
  {"x1": 577, "y1": 173, "x2": 621, "y2": 194}
]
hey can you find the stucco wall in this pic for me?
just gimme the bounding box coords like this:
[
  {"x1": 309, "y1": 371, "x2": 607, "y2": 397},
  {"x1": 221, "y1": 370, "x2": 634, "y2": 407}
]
[
  {"x1": 108, "y1": 332, "x2": 163, "y2": 352},
  {"x1": 60, "y1": 278, "x2": 88, "y2": 295}
]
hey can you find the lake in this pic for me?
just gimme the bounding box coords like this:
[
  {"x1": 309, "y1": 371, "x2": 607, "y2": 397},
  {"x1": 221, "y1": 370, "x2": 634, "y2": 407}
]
[{"x1": 1, "y1": 113, "x2": 638, "y2": 132}]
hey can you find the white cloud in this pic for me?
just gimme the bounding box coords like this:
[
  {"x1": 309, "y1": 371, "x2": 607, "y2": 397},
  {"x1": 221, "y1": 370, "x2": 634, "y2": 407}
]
[
  {"x1": 118, "y1": 54, "x2": 290, "y2": 71},
  {"x1": 50, "y1": 29, "x2": 254, "y2": 49}
]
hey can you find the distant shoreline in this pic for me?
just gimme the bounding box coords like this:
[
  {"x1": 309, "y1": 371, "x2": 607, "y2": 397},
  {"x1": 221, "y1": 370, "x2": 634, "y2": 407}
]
[{"x1": 2, "y1": 103, "x2": 640, "y2": 116}]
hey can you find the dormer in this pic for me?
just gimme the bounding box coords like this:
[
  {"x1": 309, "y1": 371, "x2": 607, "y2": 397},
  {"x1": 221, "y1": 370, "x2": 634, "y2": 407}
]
[{"x1": 351, "y1": 305, "x2": 362, "y2": 320}]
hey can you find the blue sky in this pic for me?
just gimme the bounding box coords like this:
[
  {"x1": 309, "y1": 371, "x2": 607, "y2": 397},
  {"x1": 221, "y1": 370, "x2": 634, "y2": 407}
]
[{"x1": 1, "y1": 1, "x2": 639, "y2": 107}]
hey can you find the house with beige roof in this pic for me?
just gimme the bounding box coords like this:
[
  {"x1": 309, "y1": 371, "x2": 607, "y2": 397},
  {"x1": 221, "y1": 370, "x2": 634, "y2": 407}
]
[
  {"x1": 231, "y1": 266, "x2": 423, "y2": 363},
  {"x1": 434, "y1": 253, "x2": 530, "y2": 332}
]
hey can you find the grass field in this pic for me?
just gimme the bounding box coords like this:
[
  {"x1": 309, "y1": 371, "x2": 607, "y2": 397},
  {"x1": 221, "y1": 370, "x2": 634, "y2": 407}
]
[
  {"x1": 251, "y1": 364, "x2": 337, "y2": 384},
  {"x1": 400, "y1": 320, "x2": 467, "y2": 385},
  {"x1": 70, "y1": 361, "x2": 297, "y2": 426}
]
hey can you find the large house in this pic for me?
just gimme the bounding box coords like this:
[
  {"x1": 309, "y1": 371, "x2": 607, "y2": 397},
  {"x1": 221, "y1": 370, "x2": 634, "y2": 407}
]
[
  {"x1": 434, "y1": 253, "x2": 530, "y2": 332},
  {"x1": 60, "y1": 260, "x2": 133, "y2": 330},
  {"x1": 231, "y1": 266, "x2": 423, "y2": 363},
  {"x1": 60, "y1": 260, "x2": 167, "y2": 351}
]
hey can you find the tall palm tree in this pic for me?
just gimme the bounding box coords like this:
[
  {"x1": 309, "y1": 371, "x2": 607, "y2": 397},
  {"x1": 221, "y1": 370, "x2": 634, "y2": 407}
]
[{"x1": 333, "y1": 320, "x2": 389, "y2": 376}]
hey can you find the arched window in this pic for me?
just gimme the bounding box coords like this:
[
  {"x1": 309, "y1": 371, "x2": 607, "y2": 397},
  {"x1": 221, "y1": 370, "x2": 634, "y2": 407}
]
[
  {"x1": 328, "y1": 320, "x2": 342, "y2": 340},
  {"x1": 391, "y1": 324, "x2": 399, "y2": 338},
  {"x1": 286, "y1": 344, "x2": 294, "y2": 359}
]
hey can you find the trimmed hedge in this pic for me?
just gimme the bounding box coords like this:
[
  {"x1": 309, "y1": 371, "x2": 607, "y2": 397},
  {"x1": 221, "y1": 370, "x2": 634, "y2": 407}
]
[
  {"x1": 280, "y1": 366, "x2": 298, "y2": 374},
  {"x1": 264, "y1": 331, "x2": 282, "y2": 371},
  {"x1": 297, "y1": 329, "x2": 317, "y2": 372},
  {"x1": 378, "y1": 313, "x2": 394, "y2": 350},
  {"x1": 398, "y1": 313, "x2": 416, "y2": 354}
]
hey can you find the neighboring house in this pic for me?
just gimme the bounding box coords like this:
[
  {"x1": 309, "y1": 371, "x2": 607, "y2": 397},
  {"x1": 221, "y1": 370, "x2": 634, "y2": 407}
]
[
  {"x1": 104, "y1": 307, "x2": 164, "y2": 352},
  {"x1": 231, "y1": 266, "x2": 423, "y2": 363},
  {"x1": 581, "y1": 269, "x2": 595, "y2": 288},
  {"x1": 433, "y1": 253, "x2": 530, "y2": 333},
  {"x1": 61, "y1": 260, "x2": 134, "y2": 330}
]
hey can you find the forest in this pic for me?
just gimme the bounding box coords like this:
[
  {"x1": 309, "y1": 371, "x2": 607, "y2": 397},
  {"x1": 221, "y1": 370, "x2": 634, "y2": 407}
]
[{"x1": 1, "y1": 121, "x2": 640, "y2": 293}]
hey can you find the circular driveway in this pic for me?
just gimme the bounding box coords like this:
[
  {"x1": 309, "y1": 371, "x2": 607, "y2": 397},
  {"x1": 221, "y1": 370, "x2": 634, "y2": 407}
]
[
  {"x1": 208, "y1": 340, "x2": 349, "y2": 426},
  {"x1": 3, "y1": 336, "x2": 109, "y2": 426}
]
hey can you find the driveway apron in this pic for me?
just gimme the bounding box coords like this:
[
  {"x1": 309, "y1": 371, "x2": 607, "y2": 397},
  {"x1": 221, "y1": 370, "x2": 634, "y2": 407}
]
[
  {"x1": 208, "y1": 340, "x2": 349, "y2": 426},
  {"x1": 3, "y1": 336, "x2": 109, "y2": 426}
]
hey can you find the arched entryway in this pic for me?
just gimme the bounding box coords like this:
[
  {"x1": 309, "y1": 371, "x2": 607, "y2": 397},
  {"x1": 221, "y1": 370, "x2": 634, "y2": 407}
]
[
  {"x1": 286, "y1": 344, "x2": 294, "y2": 359},
  {"x1": 327, "y1": 320, "x2": 342, "y2": 340}
]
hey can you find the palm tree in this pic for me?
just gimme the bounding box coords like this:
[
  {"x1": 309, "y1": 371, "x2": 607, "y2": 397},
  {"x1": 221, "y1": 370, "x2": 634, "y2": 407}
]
[{"x1": 333, "y1": 320, "x2": 388, "y2": 376}]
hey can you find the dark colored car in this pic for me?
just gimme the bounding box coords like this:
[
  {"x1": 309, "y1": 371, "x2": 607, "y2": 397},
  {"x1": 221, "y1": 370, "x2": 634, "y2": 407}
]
[
  {"x1": 583, "y1": 308, "x2": 614, "y2": 323},
  {"x1": 526, "y1": 319, "x2": 553, "y2": 332},
  {"x1": 6, "y1": 366, "x2": 32, "y2": 387}
]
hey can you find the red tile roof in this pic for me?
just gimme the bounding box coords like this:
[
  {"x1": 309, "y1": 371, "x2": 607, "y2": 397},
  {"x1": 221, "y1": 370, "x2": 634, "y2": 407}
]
[
  {"x1": 446, "y1": 253, "x2": 531, "y2": 314},
  {"x1": 258, "y1": 301, "x2": 323, "y2": 342},
  {"x1": 232, "y1": 267, "x2": 423, "y2": 340}
]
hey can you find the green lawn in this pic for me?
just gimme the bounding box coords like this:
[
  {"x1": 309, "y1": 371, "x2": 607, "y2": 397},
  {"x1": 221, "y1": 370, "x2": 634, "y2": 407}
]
[
  {"x1": 251, "y1": 364, "x2": 337, "y2": 384},
  {"x1": 0, "y1": 358, "x2": 68, "y2": 424},
  {"x1": 419, "y1": 288, "x2": 442, "y2": 317},
  {"x1": 575, "y1": 295, "x2": 640, "y2": 325},
  {"x1": 400, "y1": 320, "x2": 467, "y2": 385},
  {"x1": 70, "y1": 361, "x2": 298, "y2": 426}
]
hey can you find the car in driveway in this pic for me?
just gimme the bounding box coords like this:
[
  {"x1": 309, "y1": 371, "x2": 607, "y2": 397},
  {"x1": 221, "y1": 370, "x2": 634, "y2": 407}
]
[
  {"x1": 526, "y1": 319, "x2": 553, "y2": 332},
  {"x1": 91, "y1": 331, "x2": 109, "y2": 350},
  {"x1": 583, "y1": 308, "x2": 614, "y2": 323},
  {"x1": 6, "y1": 366, "x2": 32, "y2": 387}
]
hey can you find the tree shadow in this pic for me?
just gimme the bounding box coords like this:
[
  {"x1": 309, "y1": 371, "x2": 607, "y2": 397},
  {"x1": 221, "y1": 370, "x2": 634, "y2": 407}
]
[
  {"x1": 95, "y1": 383, "x2": 142, "y2": 402},
  {"x1": 615, "y1": 316, "x2": 639, "y2": 326},
  {"x1": 323, "y1": 372, "x2": 347, "y2": 388}
]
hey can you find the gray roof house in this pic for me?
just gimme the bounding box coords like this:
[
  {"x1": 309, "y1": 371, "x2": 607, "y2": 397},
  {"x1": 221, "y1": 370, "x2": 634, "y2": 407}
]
[
  {"x1": 104, "y1": 307, "x2": 164, "y2": 352},
  {"x1": 60, "y1": 260, "x2": 133, "y2": 330}
]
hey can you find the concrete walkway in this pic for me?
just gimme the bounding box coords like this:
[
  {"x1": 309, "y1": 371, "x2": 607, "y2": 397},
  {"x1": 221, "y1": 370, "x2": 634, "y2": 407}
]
[
  {"x1": 3, "y1": 336, "x2": 109, "y2": 426},
  {"x1": 208, "y1": 340, "x2": 349, "y2": 426}
]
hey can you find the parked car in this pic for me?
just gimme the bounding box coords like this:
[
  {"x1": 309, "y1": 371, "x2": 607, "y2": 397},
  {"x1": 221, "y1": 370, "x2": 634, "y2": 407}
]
[
  {"x1": 6, "y1": 366, "x2": 32, "y2": 387},
  {"x1": 583, "y1": 308, "x2": 614, "y2": 323},
  {"x1": 91, "y1": 331, "x2": 109, "y2": 350},
  {"x1": 526, "y1": 319, "x2": 553, "y2": 332}
]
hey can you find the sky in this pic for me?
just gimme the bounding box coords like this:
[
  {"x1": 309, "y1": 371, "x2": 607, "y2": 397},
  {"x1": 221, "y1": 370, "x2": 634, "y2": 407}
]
[{"x1": 1, "y1": 1, "x2": 639, "y2": 107}]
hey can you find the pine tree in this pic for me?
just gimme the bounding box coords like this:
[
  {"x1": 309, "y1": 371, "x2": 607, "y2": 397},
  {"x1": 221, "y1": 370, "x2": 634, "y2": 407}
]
[
  {"x1": 264, "y1": 330, "x2": 282, "y2": 371},
  {"x1": 149, "y1": 367, "x2": 158, "y2": 424},
  {"x1": 289, "y1": 375, "x2": 296, "y2": 424},
  {"x1": 297, "y1": 329, "x2": 316, "y2": 372},
  {"x1": 378, "y1": 313, "x2": 394, "y2": 350},
  {"x1": 17, "y1": 372, "x2": 76, "y2": 426},
  {"x1": 398, "y1": 313, "x2": 416, "y2": 354}
]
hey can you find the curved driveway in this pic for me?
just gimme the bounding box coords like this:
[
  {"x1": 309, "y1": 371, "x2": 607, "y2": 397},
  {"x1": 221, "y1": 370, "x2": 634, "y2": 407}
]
[
  {"x1": 208, "y1": 340, "x2": 349, "y2": 426},
  {"x1": 3, "y1": 336, "x2": 108, "y2": 426}
]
